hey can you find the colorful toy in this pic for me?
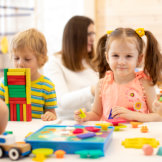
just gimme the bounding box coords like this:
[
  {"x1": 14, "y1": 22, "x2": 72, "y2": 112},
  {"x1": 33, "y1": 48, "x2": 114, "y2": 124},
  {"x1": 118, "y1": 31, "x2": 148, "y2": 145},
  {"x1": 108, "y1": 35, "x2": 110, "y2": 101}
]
[
  {"x1": 122, "y1": 138, "x2": 159, "y2": 149},
  {"x1": 142, "y1": 144, "x2": 153, "y2": 155},
  {"x1": 75, "y1": 150, "x2": 103, "y2": 159},
  {"x1": 140, "y1": 126, "x2": 148, "y2": 133},
  {"x1": 55, "y1": 150, "x2": 66, "y2": 158},
  {"x1": 130, "y1": 122, "x2": 142, "y2": 128},
  {"x1": 106, "y1": 118, "x2": 127, "y2": 126},
  {"x1": 79, "y1": 109, "x2": 86, "y2": 119},
  {"x1": 4, "y1": 68, "x2": 32, "y2": 121},
  {"x1": 157, "y1": 146, "x2": 162, "y2": 156},
  {"x1": 96, "y1": 123, "x2": 112, "y2": 131},
  {"x1": 32, "y1": 148, "x2": 53, "y2": 161},
  {"x1": 0, "y1": 134, "x2": 31, "y2": 160},
  {"x1": 113, "y1": 123, "x2": 127, "y2": 131},
  {"x1": 25, "y1": 125, "x2": 114, "y2": 155}
]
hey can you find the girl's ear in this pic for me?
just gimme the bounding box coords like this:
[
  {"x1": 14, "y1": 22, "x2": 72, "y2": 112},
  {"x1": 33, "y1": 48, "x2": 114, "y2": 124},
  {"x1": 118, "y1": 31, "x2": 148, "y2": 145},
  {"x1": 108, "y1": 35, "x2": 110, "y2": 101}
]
[
  {"x1": 105, "y1": 51, "x2": 109, "y2": 63},
  {"x1": 137, "y1": 53, "x2": 144, "y2": 67}
]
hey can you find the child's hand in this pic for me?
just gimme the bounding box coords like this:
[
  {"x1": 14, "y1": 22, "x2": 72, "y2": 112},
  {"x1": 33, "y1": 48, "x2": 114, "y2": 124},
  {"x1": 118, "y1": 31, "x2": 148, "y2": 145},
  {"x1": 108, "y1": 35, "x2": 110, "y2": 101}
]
[
  {"x1": 152, "y1": 100, "x2": 162, "y2": 116},
  {"x1": 111, "y1": 106, "x2": 135, "y2": 120},
  {"x1": 74, "y1": 108, "x2": 87, "y2": 123},
  {"x1": 41, "y1": 111, "x2": 57, "y2": 121}
]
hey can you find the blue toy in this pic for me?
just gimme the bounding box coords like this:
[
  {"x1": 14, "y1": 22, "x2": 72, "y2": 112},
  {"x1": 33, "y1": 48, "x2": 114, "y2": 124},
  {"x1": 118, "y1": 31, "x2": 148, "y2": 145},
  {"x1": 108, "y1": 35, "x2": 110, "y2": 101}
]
[{"x1": 25, "y1": 125, "x2": 114, "y2": 155}]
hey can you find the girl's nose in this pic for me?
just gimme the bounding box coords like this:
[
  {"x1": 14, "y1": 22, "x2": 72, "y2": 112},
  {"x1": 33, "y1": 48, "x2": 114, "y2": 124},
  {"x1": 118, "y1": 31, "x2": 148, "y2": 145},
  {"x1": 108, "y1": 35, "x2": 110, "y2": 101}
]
[{"x1": 118, "y1": 57, "x2": 126, "y2": 64}]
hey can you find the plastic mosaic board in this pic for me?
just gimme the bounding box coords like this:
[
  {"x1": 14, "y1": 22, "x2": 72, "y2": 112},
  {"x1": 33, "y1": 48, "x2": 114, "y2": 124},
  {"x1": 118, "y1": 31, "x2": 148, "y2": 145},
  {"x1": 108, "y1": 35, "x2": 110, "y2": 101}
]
[{"x1": 25, "y1": 125, "x2": 114, "y2": 154}]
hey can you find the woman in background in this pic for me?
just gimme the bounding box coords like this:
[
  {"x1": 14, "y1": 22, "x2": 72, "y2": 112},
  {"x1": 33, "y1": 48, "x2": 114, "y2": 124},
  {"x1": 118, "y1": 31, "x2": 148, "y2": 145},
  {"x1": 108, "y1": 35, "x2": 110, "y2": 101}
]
[{"x1": 44, "y1": 16, "x2": 98, "y2": 120}]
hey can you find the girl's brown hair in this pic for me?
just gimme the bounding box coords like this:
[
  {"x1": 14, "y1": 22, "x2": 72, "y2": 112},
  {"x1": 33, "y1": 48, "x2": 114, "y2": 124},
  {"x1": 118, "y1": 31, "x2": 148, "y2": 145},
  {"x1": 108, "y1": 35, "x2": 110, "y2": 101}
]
[
  {"x1": 96, "y1": 28, "x2": 162, "y2": 85},
  {"x1": 10, "y1": 28, "x2": 48, "y2": 68},
  {"x1": 58, "y1": 16, "x2": 95, "y2": 71}
]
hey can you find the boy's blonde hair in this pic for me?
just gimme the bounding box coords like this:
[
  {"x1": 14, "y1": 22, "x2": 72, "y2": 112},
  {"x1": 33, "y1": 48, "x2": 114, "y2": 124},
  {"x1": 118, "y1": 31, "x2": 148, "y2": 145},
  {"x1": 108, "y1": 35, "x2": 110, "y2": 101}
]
[{"x1": 10, "y1": 28, "x2": 48, "y2": 68}]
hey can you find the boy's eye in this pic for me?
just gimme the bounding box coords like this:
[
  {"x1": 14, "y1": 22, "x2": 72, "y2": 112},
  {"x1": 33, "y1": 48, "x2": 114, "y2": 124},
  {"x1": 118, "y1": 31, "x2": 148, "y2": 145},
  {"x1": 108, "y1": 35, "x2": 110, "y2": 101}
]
[
  {"x1": 126, "y1": 55, "x2": 132, "y2": 58},
  {"x1": 112, "y1": 54, "x2": 119, "y2": 57},
  {"x1": 25, "y1": 59, "x2": 31, "y2": 61},
  {"x1": 14, "y1": 57, "x2": 19, "y2": 60}
]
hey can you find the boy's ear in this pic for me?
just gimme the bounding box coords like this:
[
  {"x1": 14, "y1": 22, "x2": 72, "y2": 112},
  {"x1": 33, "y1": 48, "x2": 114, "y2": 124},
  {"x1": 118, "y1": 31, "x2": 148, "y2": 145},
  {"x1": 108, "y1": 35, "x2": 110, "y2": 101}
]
[
  {"x1": 105, "y1": 51, "x2": 109, "y2": 63},
  {"x1": 137, "y1": 53, "x2": 144, "y2": 67}
]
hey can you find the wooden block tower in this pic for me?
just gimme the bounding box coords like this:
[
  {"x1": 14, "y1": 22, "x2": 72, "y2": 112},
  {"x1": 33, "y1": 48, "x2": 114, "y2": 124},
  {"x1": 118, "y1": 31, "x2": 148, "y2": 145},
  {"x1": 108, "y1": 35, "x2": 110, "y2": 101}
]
[{"x1": 4, "y1": 68, "x2": 32, "y2": 121}]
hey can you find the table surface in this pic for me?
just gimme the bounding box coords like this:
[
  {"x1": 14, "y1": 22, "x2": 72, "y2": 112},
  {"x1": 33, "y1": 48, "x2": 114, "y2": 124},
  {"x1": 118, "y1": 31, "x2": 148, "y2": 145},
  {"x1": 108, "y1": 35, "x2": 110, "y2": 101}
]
[{"x1": 1, "y1": 119, "x2": 162, "y2": 162}]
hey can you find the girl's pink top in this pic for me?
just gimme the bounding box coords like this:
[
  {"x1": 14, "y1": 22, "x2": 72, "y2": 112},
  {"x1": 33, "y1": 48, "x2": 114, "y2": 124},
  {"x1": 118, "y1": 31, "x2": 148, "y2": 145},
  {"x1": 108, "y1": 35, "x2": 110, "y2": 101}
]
[{"x1": 100, "y1": 71, "x2": 150, "y2": 121}]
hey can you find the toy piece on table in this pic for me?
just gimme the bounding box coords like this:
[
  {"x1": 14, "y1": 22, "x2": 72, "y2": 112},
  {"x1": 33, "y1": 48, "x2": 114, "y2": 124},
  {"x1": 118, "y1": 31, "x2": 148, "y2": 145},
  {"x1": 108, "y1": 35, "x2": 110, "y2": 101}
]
[
  {"x1": 0, "y1": 134, "x2": 31, "y2": 160},
  {"x1": 4, "y1": 68, "x2": 32, "y2": 122},
  {"x1": 142, "y1": 144, "x2": 154, "y2": 155},
  {"x1": 113, "y1": 124, "x2": 127, "y2": 131},
  {"x1": 76, "y1": 132, "x2": 96, "y2": 139},
  {"x1": 85, "y1": 126, "x2": 100, "y2": 132},
  {"x1": 3, "y1": 131, "x2": 13, "y2": 135},
  {"x1": 130, "y1": 122, "x2": 142, "y2": 128},
  {"x1": 72, "y1": 128, "x2": 84, "y2": 134},
  {"x1": 55, "y1": 150, "x2": 66, "y2": 158},
  {"x1": 108, "y1": 109, "x2": 113, "y2": 119},
  {"x1": 32, "y1": 148, "x2": 53, "y2": 161},
  {"x1": 25, "y1": 132, "x2": 33, "y2": 138},
  {"x1": 106, "y1": 118, "x2": 127, "y2": 126},
  {"x1": 79, "y1": 109, "x2": 86, "y2": 119},
  {"x1": 75, "y1": 150, "x2": 103, "y2": 159},
  {"x1": 157, "y1": 146, "x2": 162, "y2": 156},
  {"x1": 96, "y1": 123, "x2": 112, "y2": 131},
  {"x1": 122, "y1": 137, "x2": 159, "y2": 149},
  {"x1": 140, "y1": 126, "x2": 148, "y2": 133}
]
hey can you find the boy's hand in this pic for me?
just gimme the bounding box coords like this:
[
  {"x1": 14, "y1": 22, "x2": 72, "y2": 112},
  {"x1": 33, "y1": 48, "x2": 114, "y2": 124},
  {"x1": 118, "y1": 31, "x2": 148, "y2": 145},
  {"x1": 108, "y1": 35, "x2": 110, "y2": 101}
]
[
  {"x1": 41, "y1": 111, "x2": 57, "y2": 121},
  {"x1": 74, "y1": 108, "x2": 87, "y2": 123}
]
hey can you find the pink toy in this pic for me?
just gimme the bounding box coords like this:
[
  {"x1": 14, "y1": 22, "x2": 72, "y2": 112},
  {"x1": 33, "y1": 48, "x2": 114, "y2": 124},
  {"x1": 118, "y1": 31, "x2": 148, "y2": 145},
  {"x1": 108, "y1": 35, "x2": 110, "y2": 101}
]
[
  {"x1": 73, "y1": 128, "x2": 83, "y2": 134},
  {"x1": 106, "y1": 118, "x2": 127, "y2": 126},
  {"x1": 85, "y1": 127, "x2": 100, "y2": 132},
  {"x1": 142, "y1": 144, "x2": 153, "y2": 155}
]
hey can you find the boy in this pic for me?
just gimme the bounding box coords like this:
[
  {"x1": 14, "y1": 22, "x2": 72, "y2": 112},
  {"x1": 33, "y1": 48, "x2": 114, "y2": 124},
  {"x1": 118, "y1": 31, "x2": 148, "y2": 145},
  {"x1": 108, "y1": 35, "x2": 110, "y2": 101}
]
[{"x1": 0, "y1": 28, "x2": 57, "y2": 121}]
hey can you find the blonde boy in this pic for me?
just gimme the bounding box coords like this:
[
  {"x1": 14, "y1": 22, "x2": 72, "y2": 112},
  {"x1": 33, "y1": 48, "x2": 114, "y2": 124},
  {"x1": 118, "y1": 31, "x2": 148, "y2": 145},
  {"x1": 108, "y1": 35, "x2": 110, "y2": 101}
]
[{"x1": 0, "y1": 28, "x2": 57, "y2": 121}]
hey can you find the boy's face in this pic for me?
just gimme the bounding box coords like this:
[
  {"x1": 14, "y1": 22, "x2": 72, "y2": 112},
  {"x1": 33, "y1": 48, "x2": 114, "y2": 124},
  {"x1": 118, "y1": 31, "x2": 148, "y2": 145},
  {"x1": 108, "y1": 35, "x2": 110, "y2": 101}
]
[{"x1": 13, "y1": 49, "x2": 40, "y2": 80}]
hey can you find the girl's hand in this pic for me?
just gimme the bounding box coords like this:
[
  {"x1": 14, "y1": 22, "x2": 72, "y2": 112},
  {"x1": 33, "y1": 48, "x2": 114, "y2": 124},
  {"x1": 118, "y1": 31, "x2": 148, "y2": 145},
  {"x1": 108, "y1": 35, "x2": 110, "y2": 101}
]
[
  {"x1": 111, "y1": 106, "x2": 135, "y2": 120},
  {"x1": 41, "y1": 111, "x2": 57, "y2": 121},
  {"x1": 152, "y1": 100, "x2": 162, "y2": 116},
  {"x1": 74, "y1": 108, "x2": 87, "y2": 123}
]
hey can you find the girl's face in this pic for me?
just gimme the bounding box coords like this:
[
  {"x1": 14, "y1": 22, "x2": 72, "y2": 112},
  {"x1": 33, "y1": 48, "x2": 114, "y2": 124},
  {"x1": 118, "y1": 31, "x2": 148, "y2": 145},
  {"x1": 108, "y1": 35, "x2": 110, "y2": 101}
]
[
  {"x1": 106, "y1": 38, "x2": 141, "y2": 78},
  {"x1": 87, "y1": 23, "x2": 96, "y2": 52},
  {"x1": 13, "y1": 49, "x2": 40, "y2": 81}
]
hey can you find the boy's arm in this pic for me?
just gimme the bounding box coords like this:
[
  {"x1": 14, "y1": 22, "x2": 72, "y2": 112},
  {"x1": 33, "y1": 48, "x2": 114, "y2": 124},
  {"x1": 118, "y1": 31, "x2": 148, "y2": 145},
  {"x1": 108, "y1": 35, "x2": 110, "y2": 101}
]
[{"x1": 0, "y1": 99, "x2": 8, "y2": 134}]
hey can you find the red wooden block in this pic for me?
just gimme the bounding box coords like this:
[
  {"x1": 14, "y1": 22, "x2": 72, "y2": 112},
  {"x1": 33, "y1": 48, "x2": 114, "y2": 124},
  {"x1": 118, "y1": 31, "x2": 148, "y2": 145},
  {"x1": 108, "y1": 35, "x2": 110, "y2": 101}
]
[
  {"x1": 20, "y1": 104, "x2": 23, "y2": 121},
  {"x1": 9, "y1": 101, "x2": 26, "y2": 104},
  {"x1": 10, "y1": 104, "x2": 14, "y2": 121},
  {"x1": 9, "y1": 98, "x2": 26, "y2": 101},
  {"x1": 26, "y1": 104, "x2": 32, "y2": 121},
  {"x1": 8, "y1": 81, "x2": 26, "y2": 85},
  {"x1": 7, "y1": 75, "x2": 26, "y2": 79}
]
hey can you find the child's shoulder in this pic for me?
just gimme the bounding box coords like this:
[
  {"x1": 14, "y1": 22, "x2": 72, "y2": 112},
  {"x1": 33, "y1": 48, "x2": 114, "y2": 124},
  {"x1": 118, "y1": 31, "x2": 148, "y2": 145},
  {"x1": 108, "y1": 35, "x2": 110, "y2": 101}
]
[{"x1": 41, "y1": 75, "x2": 55, "y2": 88}]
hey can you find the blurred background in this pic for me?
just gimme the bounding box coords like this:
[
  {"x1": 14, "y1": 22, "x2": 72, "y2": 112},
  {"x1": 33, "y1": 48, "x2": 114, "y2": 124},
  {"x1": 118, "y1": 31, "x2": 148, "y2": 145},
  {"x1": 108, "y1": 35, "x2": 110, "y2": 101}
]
[{"x1": 0, "y1": 0, "x2": 162, "y2": 77}]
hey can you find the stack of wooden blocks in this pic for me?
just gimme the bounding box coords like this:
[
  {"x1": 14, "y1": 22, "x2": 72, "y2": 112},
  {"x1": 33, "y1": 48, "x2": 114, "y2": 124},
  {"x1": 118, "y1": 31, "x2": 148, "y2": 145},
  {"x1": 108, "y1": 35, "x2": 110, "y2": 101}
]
[{"x1": 4, "y1": 68, "x2": 32, "y2": 121}]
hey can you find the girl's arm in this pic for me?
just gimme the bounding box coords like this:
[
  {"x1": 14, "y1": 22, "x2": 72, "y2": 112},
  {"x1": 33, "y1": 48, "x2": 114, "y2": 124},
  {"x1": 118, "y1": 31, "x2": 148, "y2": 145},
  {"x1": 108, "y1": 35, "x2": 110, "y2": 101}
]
[
  {"x1": 74, "y1": 80, "x2": 103, "y2": 122},
  {"x1": 0, "y1": 99, "x2": 8, "y2": 134}
]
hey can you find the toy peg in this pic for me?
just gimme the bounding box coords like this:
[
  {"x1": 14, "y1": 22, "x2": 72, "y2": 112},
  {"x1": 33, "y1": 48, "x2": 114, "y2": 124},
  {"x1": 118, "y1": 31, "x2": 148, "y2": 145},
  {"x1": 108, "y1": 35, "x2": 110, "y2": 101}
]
[
  {"x1": 55, "y1": 150, "x2": 66, "y2": 158},
  {"x1": 140, "y1": 126, "x2": 148, "y2": 133},
  {"x1": 79, "y1": 109, "x2": 86, "y2": 119},
  {"x1": 96, "y1": 123, "x2": 112, "y2": 131}
]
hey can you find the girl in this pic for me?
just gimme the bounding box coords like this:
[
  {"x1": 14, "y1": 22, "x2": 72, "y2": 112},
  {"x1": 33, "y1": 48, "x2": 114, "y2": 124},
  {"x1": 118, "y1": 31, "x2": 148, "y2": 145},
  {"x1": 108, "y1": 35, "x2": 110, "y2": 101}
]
[
  {"x1": 0, "y1": 28, "x2": 58, "y2": 121},
  {"x1": 75, "y1": 27, "x2": 162, "y2": 122}
]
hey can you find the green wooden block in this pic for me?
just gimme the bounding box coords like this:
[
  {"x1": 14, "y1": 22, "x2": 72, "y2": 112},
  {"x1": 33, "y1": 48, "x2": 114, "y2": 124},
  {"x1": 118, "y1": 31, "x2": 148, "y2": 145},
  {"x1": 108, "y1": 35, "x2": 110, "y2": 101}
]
[
  {"x1": 8, "y1": 85, "x2": 26, "y2": 89},
  {"x1": 9, "y1": 93, "x2": 26, "y2": 98},
  {"x1": 16, "y1": 104, "x2": 20, "y2": 121},
  {"x1": 4, "y1": 69, "x2": 8, "y2": 86},
  {"x1": 7, "y1": 104, "x2": 10, "y2": 121}
]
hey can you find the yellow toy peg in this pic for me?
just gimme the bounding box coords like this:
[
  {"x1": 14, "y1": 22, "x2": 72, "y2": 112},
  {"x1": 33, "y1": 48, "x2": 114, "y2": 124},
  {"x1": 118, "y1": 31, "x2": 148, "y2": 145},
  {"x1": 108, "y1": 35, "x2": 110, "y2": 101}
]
[
  {"x1": 79, "y1": 109, "x2": 86, "y2": 119},
  {"x1": 0, "y1": 36, "x2": 8, "y2": 54}
]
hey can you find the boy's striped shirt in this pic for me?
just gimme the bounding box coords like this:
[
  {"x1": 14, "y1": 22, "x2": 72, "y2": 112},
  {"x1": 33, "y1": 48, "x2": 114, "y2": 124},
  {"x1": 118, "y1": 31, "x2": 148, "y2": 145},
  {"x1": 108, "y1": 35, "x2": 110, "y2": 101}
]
[{"x1": 0, "y1": 75, "x2": 57, "y2": 119}]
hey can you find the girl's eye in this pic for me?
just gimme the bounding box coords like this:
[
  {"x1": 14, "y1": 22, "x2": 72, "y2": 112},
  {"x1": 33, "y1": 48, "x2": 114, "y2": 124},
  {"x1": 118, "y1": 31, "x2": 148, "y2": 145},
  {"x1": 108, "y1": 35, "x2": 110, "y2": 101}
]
[
  {"x1": 25, "y1": 59, "x2": 31, "y2": 61},
  {"x1": 126, "y1": 55, "x2": 132, "y2": 58},
  {"x1": 112, "y1": 54, "x2": 119, "y2": 57}
]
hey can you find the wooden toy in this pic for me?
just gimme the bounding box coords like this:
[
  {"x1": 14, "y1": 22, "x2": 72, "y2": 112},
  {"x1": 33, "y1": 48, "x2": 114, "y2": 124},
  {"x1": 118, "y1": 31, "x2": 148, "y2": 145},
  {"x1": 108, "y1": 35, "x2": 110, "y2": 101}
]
[
  {"x1": 25, "y1": 125, "x2": 114, "y2": 155},
  {"x1": 4, "y1": 68, "x2": 32, "y2": 121},
  {"x1": 0, "y1": 134, "x2": 31, "y2": 160},
  {"x1": 55, "y1": 150, "x2": 66, "y2": 158}
]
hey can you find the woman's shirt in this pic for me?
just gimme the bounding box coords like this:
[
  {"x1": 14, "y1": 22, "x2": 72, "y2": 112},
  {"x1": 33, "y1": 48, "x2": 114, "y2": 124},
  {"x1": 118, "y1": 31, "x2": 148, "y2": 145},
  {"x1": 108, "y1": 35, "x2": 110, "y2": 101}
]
[{"x1": 44, "y1": 54, "x2": 98, "y2": 120}]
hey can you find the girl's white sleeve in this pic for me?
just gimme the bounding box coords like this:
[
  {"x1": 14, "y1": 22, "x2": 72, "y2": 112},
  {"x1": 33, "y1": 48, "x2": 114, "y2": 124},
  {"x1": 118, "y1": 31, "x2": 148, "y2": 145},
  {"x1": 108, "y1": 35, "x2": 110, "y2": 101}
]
[{"x1": 43, "y1": 57, "x2": 94, "y2": 113}]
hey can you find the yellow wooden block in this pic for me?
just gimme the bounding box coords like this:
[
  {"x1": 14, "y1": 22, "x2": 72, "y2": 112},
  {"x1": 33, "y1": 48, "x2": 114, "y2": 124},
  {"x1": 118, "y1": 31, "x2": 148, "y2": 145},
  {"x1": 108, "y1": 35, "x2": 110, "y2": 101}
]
[
  {"x1": 23, "y1": 104, "x2": 27, "y2": 121},
  {"x1": 4, "y1": 86, "x2": 9, "y2": 104},
  {"x1": 7, "y1": 72, "x2": 25, "y2": 76},
  {"x1": 26, "y1": 87, "x2": 31, "y2": 104},
  {"x1": 8, "y1": 68, "x2": 26, "y2": 72},
  {"x1": 26, "y1": 68, "x2": 31, "y2": 87}
]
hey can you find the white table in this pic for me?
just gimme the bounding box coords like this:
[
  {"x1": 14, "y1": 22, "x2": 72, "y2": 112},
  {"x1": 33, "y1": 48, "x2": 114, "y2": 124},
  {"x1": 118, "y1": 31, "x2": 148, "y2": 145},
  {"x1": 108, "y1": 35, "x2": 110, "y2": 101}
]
[{"x1": 1, "y1": 120, "x2": 162, "y2": 162}]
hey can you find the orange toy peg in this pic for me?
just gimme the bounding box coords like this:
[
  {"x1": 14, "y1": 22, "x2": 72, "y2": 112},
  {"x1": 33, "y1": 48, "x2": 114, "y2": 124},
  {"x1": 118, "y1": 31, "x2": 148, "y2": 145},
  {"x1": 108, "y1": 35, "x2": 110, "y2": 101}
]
[{"x1": 55, "y1": 150, "x2": 66, "y2": 158}]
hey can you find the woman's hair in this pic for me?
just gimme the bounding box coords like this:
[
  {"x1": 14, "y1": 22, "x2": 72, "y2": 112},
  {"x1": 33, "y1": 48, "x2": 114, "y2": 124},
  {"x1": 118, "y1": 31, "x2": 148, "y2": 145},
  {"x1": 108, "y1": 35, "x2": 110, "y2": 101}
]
[
  {"x1": 96, "y1": 27, "x2": 162, "y2": 85},
  {"x1": 58, "y1": 15, "x2": 95, "y2": 71},
  {"x1": 10, "y1": 28, "x2": 48, "y2": 68}
]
